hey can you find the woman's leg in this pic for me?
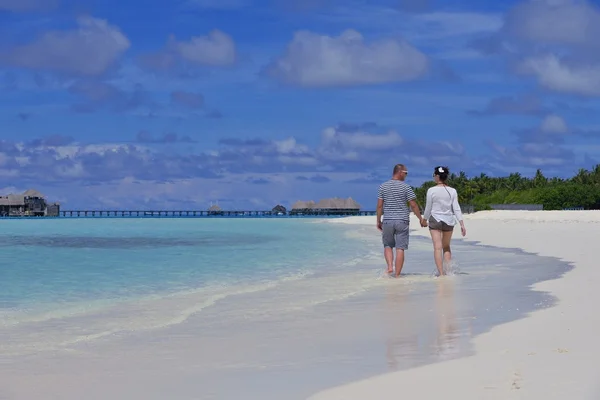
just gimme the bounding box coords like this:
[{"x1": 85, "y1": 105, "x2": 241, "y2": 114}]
[
  {"x1": 429, "y1": 228, "x2": 443, "y2": 276},
  {"x1": 442, "y1": 229, "x2": 454, "y2": 270}
]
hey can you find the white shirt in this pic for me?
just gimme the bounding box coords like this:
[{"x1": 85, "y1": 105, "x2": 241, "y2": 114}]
[{"x1": 423, "y1": 185, "x2": 463, "y2": 226}]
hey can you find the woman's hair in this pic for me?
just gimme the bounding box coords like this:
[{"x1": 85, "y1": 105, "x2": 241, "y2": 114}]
[{"x1": 433, "y1": 166, "x2": 449, "y2": 182}]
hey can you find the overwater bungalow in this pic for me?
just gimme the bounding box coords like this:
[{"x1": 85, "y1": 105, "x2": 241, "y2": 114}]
[
  {"x1": 207, "y1": 204, "x2": 224, "y2": 216},
  {"x1": 0, "y1": 189, "x2": 60, "y2": 217},
  {"x1": 290, "y1": 197, "x2": 361, "y2": 216},
  {"x1": 271, "y1": 204, "x2": 287, "y2": 215}
]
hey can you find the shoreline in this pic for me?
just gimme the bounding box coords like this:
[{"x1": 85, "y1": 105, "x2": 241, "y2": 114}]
[{"x1": 312, "y1": 210, "x2": 600, "y2": 399}]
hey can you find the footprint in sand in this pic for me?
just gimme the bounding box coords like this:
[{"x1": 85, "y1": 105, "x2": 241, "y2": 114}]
[
  {"x1": 511, "y1": 371, "x2": 522, "y2": 390},
  {"x1": 556, "y1": 348, "x2": 569, "y2": 353}
]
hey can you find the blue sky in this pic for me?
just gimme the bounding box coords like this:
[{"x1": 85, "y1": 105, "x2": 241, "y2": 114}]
[{"x1": 1, "y1": 0, "x2": 600, "y2": 210}]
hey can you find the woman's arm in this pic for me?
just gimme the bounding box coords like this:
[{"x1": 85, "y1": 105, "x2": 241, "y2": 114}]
[
  {"x1": 452, "y1": 189, "x2": 467, "y2": 236},
  {"x1": 452, "y1": 188, "x2": 463, "y2": 222},
  {"x1": 423, "y1": 188, "x2": 433, "y2": 220}
]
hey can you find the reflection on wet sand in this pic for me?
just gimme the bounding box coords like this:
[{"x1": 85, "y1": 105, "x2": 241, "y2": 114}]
[
  {"x1": 382, "y1": 277, "x2": 473, "y2": 372},
  {"x1": 433, "y1": 278, "x2": 459, "y2": 361}
]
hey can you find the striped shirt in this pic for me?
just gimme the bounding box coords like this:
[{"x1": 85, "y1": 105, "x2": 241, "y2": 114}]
[{"x1": 377, "y1": 179, "x2": 416, "y2": 222}]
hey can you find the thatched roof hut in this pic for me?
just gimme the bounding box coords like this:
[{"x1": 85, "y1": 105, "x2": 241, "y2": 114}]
[
  {"x1": 272, "y1": 204, "x2": 287, "y2": 213},
  {"x1": 0, "y1": 188, "x2": 45, "y2": 206},
  {"x1": 314, "y1": 197, "x2": 360, "y2": 210},
  {"x1": 208, "y1": 204, "x2": 222, "y2": 211},
  {"x1": 0, "y1": 194, "x2": 25, "y2": 206},
  {"x1": 23, "y1": 189, "x2": 44, "y2": 198},
  {"x1": 291, "y1": 200, "x2": 316, "y2": 210},
  {"x1": 291, "y1": 197, "x2": 360, "y2": 210}
]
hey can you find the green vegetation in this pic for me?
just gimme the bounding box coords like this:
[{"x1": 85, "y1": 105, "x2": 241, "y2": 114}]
[{"x1": 412, "y1": 164, "x2": 600, "y2": 211}]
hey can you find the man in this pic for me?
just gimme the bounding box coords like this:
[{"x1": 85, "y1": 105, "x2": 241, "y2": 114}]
[{"x1": 377, "y1": 163, "x2": 427, "y2": 277}]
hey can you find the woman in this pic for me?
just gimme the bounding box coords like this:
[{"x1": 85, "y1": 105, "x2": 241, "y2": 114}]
[{"x1": 422, "y1": 166, "x2": 467, "y2": 276}]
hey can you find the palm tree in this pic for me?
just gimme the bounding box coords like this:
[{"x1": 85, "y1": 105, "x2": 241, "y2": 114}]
[
  {"x1": 507, "y1": 172, "x2": 524, "y2": 190},
  {"x1": 572, "y1": 168, "x2": 589, "y2": 185},
  {"x1": 533, "y1": 169, "x2": 547, "y2": 188},
  {"x1": 591, "y1": 164, "x2": 600, "y2": 185}
]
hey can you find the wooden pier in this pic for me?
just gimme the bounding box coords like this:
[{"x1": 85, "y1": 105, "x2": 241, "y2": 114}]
[{"x1": 53, "y1": 210, "x2": 377, "y2": 218}]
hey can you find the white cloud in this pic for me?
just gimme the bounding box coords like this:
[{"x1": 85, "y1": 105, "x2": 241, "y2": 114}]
[
  {"x1": 171, "y1": 30, "x2": 237, "y2": 66},
  {"x1": 315, "y1": 126, "x2": 405, "y2": 163},
  {"x1": 486, "y1": 0, "x2": 600, "y2": 97},
  {"x1": 320, "y1": 126, "x2": 403, "y2": 151},
  {"x1": 15, "y1": 142, "x2": 150, "y2": 159},
  {"x1": 503, "y1": 0, "x2": 600, "y2": 47},
  {"x1": 141, "y1": 29, "x2": 237, "y2": 71},
  {"x1": 1, "y1": 17, "x2": 130, "y2": 76},
  {"x1": 540, "y1": 114, "x2": 568, "y2": 134},
  {"x1": 265, "y1": 29, "x2": 428, "y2": 87},
  {"x1": 314, "y1": 3, "x2": 501, "y2": 40},
  {"x1": 489, "y1": 141, "x2": 575, "y2": 168},
  {"x1": 519, "y1": 54, "x2": 600, "y2": 96},
  {"x1": 273, "y1": 137, "x2": 311, "y2": 155}
]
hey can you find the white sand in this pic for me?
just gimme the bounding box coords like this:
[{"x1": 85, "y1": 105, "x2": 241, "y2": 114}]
[{"x1": 311, "y1": 210, "x2": 600, "y2": 400}]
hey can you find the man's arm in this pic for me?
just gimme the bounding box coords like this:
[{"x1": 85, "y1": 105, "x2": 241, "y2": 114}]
[
  {"x1": 407, "y1": 187, "x2": 426, "y2": 227},
  {"x1": 409, "y1": 199, "x2": 424, "y2": 221},
  {"x1": 376, "y1": 198, "x2": 384, "y2": 231}
]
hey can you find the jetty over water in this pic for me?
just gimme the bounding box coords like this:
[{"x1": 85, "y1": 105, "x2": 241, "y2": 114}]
[
  {"x1": 0, "y1": 193, "x2": 379, "y2": 218},
  {"x1": 53, "y1": 197, "x2": 371, "y2": 218},
  {"x1": 55, "y1": 209, "x2": 376, "y2": 218}
]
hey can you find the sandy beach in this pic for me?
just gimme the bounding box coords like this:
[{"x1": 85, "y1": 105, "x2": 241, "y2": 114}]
[{"x1": 311, "y1": 210, "x2": 600, "y2": 400}]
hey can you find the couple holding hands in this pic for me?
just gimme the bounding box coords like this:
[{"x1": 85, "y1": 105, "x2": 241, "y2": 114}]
[{"x1": 376, "y1": 164, "x2": 467, "y2": 277}]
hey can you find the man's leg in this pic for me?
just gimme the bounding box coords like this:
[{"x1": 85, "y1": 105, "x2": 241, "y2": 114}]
[
  {"x1": 384, "y1": 247, "x2": 394, "y2": 274},
  {"x1": 394, "y1": 249, "x2": 405, "y2": 277},
  {"x1": 381, "y1": 221, "x2": 396, "y2": 274},
  {"x1": 394, "y1": 221, "x2": 410, "y2": 277}
]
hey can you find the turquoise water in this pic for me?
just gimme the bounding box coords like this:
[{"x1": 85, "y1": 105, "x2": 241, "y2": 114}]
[
  {"x1": 0, "y1": 217, "x2": 574, "y2": 400},
  {"x1": 0, "y1": 218, "x2": 368, "y2": 315}
]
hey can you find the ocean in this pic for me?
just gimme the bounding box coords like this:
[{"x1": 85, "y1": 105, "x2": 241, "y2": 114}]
[
  {"x1": 0, "y1": 217, "x2": 571, "y2": 400},
  {"x1": 0, "y1": 218, "x2": 376, "y2": 351}
]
